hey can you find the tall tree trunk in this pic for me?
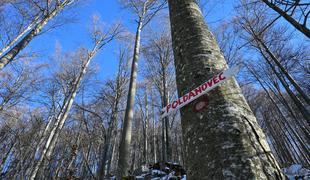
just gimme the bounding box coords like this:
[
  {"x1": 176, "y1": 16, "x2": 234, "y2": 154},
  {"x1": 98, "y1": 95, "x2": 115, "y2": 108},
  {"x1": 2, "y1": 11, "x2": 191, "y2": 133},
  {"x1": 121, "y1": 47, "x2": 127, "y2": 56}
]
[
  {"x1": 143, "y1": 88, "x2": 149, "y2": 164},
  {"x1": 257, "y1": 44, "x2": 310, "y2": 125},
  {"x1": 98, "y1": 95, "x2": 119, "y2": 179},
  {"x1": 0, "y1": 141, "x2": 15, "y2": 173},
  {"x1": 0, "y1": 0, "x2": 74, "y2": 70},
  {"x1": 163, "y1": 74, "x2": 171, "y2": 161},
  {"x1": 261, "y1": 0, "x2": 310, "y2": 38},
  {"x1": 248, "y1": 66, "x2": 310, "y2": 164},
  {"x1": 167, "y1": 0, "x2": 284, "y2": 179},
  {"x1": 106, "y1": 133, "x2": 117, "y2": 175},
  {"x1": 117, "y1": 7, "x2": 145, "y2": 177},
  {"x1": 253, "y1": 34, "x2": 310, "y2": 106},
  {"x1": 151, "y1": 90, "x2": 157, "y2": 164},
  {"x1": 161, "y1": 114, "x2": 167, "y2": 162},
  {"x1": 29, "y1": 52, "x2": 93, "y2": 180}
]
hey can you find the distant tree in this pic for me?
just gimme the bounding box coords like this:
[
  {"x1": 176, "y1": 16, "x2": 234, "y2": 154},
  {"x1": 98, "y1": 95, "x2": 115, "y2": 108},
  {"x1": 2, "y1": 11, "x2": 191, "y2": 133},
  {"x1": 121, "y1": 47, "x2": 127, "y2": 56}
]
[
  {"x1": 0, "y1": 61, "x2": 45, "y2": 112},
  {"x1": 142, "y1": 30, "x2": 176, "y2": 162}
]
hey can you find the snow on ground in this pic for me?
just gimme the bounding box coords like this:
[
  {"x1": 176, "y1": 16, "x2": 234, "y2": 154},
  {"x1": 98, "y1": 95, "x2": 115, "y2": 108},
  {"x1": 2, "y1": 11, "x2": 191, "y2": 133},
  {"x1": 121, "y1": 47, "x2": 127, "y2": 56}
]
[{"x1": 283, "y1": 164, "x2": 310, "y2": 180}]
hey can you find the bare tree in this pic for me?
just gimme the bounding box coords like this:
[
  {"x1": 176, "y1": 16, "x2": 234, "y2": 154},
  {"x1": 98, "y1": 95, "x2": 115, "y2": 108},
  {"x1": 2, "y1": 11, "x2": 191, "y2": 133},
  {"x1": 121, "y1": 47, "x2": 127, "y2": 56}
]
[
  {"x1": 142, "y1": 30, "x2": 175, "y2": 162},
  {"x1": 261, "y1": 0, "x2": 310, "y2": 38},
  {"x1": 97, "y1": 47, "x2": 129, "y2": 179},
  {"x1": 0, "y1": 61, "x2": 45, "y2": 112},
  {"x1": 0, "y1": 0, "x2": 77, "y2": 70},
  {"x1": 235, "y1": 0, "x2": 310, "y2": 125},
  {"x1": 29, "y1": 19, "x2": 121, "y2": 179},
  {"x1": 116, "y1": 0, "x2": 165, "y2": 178},
  {"x1": 167, "y1": 0, "x2": 284, "y2": 178}
]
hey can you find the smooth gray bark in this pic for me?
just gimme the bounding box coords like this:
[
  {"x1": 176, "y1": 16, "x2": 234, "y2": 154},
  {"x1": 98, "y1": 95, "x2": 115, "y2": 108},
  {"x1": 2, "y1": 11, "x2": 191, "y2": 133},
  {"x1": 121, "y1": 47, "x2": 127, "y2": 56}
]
[
  {"x1": 168, "y1": 0, "x2": 284, "y2": 179},
  {"x1": 116, "y1": 8, "x2": 145, "y2": 179}
]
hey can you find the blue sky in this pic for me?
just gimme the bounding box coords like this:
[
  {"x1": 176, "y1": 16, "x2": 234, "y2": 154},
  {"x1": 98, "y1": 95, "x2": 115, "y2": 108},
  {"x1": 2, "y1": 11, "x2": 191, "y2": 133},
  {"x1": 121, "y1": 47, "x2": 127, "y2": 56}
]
[{"x1": 27, "y1": 0, "x2": 236, "y2": 81}]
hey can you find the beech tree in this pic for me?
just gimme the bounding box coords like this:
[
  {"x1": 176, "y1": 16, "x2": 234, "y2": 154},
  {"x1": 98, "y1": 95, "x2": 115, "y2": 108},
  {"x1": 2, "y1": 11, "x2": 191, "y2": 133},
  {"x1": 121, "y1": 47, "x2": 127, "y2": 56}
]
[
  {"x1": 0, "y1": 0, "x2": 77, "y2": 70},
  {"x1": 97, "y1": 47, "x2": 129, "y2": 179},
  {"x1": 116, "y1": 0, "x2": 165, "y2": 177},
  {"x1": 167, "y1": 0, "x2": 284, "y2": 179},
  {"x1": 235, "y1": 0, "x2": 310, "y2": 127},
  {"x1": 142, "y1": 30, "x2": 176, "y2": 162},
  {"x1": 29, "y1": 20, "x2": 120, "y2": 179},
  {"x1": 1, "y1": 1, "x2": 309, "y2": 179},
  {"x1": 261, "y1": 0, "x2": 310, "y2": 38}
]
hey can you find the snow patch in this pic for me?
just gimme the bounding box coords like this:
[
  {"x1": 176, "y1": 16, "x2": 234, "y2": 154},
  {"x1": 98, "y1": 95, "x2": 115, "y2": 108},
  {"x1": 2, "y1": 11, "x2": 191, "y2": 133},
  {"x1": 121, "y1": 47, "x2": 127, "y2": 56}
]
[
  {"x1": 283, "y1": 164, "x2": 310, "y2": 179},
  {"x1": 222, "y1": 169, "x2": 235, "y2": 178},
  {"x1": 221, "y1": 142, "x2": 235, "y2": 149}
]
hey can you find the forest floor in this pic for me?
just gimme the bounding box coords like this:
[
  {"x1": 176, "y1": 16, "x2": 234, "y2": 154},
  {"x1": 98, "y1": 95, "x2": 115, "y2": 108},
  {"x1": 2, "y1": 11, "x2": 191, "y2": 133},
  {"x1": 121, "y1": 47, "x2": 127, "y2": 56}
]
[
  {"x1": 115, "y1": 163, "x2": 310, "y2": 180},
  {"x1": 108, "y1": 162, "x2": 187, "y2": 180}
]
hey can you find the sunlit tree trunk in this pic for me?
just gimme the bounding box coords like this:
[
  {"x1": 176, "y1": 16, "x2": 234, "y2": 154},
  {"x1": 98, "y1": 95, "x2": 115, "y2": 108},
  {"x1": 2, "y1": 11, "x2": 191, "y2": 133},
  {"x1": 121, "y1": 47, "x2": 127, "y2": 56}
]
[
  {"x1": 106, "y1": 134, "x2": 117, "y2": 175},
  {"x1": 168, "y1": 0, "x2": 284, "y2": 179},
  {"x1": 151, "y1": 90, "x2": 157, "y2": 163},
  {"x1": 0, "y1": 14, "x2": 40, "y2": 57},
  {"x1": 163, "y1": 74, "x2": 171, "y2": 161},
  {"x1": 256, "y1": 45, "x2": 310, "y2": 125},
  {"x1": 29, "y1": 55, "x2": 91, "y2": 180},
  {"x1": 117, "y1": 6, "x2": 145, "y2": 178},
  {"x1": 0, "y1": 0, "x2": 75, "y2": 70}
]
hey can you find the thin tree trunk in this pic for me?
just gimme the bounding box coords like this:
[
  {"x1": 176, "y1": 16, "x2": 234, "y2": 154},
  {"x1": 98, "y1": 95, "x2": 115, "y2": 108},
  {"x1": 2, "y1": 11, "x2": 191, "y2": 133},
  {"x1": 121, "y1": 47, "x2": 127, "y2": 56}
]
[
  {"x1": 29, "y1": 51, "x2": 93, "y2": 180},
  {"x1": 106, "y1": 133, "x2": 117, "y2": 175},
  {"x1": 25, "y1": 115, "x2": 55, "y2": 178},
  {"x1": 255, "y1": 36, "x2": 310, "y2": 105},
  {"x1": 117, "y1": 4, "x2": 146, "y2": 177},
  {"x1": 267, "y1": 78, "x2": 310, "y2": 138},
  {"x1": 261, "y1": 0, "x2": 310, "y2": 38},
  {"x1": 152, "y1": 90, "x2": 157, "y2": 164},
  {"x1": 250, "y1": 68, "x2": 309, "y2": 165},
  {"x1": 98, "y1": 94, "x2": 119, "y2": 179},
  {"x1": 0, "y1": 0, "x2": 74, "y2": 70},
  {"x1": 163, "y1": 73, "x2": 171, "y2": 161},
  {"x1": 161, "y1": 114, "x2": 166, "y2": 162},
  {"x1": 257, "y1": 44, "x2": 310, "y2": 125},
  {"x1": 143, "y1": 88, "x2": 149, "y2": 164},
  {"x1": 168, "y1": 0, "x2": 284, "y2": 179},
  {"x1": 0, "y1": 141, "x2": 15, "y2": 173}
]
